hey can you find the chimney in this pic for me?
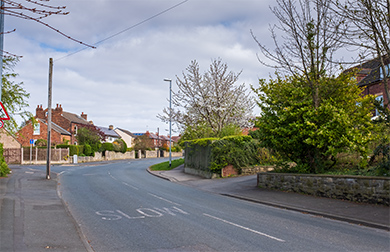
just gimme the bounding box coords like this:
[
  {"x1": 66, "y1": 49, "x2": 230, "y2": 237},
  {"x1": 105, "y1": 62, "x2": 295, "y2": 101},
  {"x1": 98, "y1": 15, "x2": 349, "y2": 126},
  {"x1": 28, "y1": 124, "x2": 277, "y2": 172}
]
[
  {"x1": 36, "y1": 105, "x2": 44, "y2": 119},
  {"x1": 54, "y1": 104, "x2": 63, "y2": 112},
  {"x1": 109, "y1": 125, "x2": 114, "y2": 130},
  {"x1": 81, "y1": 112, "x2": 87, "y2": 120}
]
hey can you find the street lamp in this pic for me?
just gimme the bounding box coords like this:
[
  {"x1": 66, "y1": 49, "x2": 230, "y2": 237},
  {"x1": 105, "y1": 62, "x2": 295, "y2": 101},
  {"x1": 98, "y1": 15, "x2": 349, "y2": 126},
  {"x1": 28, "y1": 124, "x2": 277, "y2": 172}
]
[{"x1": 164, "y1": 78, "x2": 172, "y2": 168}]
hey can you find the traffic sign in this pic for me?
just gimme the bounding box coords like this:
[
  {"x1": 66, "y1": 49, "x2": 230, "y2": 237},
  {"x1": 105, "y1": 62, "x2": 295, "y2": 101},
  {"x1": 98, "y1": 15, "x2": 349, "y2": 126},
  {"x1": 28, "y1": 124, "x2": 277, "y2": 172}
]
[
  {"x1": 0, "y1": 102, "x2": 10, "y2": 129},
  {"x1": 30, "y1": 139, "x2": 34, "y2": 145}
]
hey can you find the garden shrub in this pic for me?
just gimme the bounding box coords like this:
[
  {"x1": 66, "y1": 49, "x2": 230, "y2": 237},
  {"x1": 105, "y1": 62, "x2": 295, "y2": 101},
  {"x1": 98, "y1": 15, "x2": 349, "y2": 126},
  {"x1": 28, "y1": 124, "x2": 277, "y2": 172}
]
[
  {"x1": 56, "y1": 144, "x2": 70, "y2": 149},
  {"x1": 69, "y1": 145, "x2": 79, "y2": 156},
  {"x1": 84, "y1": 144, "x2": 94, "y2": 156},
  {"x1": 209, "y1": 135, "x2": 260, "y2": 174},
  {"x1": 113, "y1": 139, "x2": 127, "y2": 153},
  {"x1": 0, "y1": 143, "x2": 10, "y2": 177},
  {"x1": 369, "y1": 143, "x2": 390, "y2": 176},
  {"x1": 35, "y1": 139, "x2": 47, "y2": 147},
  {"x1": 100, "y1": 142, "x2": 114, "y2": 152}
]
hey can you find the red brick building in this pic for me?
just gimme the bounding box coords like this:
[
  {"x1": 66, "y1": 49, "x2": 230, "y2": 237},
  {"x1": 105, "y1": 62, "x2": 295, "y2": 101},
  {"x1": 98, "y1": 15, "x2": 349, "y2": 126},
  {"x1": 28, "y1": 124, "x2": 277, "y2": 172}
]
[
  {"x1": 17, "y1": 104, "x2": 92, "y2": 146},
  {"x1": 352, "y1": 56, "x2": 390, "y2": 116},
  {"x1": 17, "y1": 118, "x2": 71, "y2": 147}
]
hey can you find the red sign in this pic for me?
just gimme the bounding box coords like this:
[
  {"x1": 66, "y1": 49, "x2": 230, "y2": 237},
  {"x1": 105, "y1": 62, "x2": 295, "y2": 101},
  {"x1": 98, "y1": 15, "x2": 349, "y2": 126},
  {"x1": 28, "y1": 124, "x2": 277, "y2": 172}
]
[{"x1": 0, "y1": 102, "x2": 10, "y2": 129}]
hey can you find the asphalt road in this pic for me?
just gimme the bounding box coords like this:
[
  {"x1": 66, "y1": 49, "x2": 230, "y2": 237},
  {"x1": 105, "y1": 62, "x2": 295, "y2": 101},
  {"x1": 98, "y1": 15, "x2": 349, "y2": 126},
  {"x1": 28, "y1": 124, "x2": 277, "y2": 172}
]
[{"x1": 57, "y1": 158, "x2": 389, "y2": 252}]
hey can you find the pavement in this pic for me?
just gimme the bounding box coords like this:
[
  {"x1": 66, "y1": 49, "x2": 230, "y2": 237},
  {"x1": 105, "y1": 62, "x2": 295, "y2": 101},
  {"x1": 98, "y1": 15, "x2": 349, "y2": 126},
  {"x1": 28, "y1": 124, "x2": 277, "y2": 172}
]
[
  {"x1": 149, "y1": 165, "x2": 390, "y2": 232},
  {"x1": 0, "y1": 164, "x2": 389, "y2": 252}
]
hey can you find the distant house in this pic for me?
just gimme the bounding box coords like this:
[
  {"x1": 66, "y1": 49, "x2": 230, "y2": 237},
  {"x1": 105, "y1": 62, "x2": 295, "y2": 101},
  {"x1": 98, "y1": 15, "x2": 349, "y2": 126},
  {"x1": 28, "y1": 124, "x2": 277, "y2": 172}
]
[
  {"x1": 34, "y1": 104, "x2": 93, "y2": 145},
  {"x1": 17, "y1": 104, "x2": 92, "y2": 146},
  {"x1": 0, "y1": 128, "x2": 22, "y2": 149},
  {"x1": 97, "y1": 125, "x2": 120, "y2": 143},
  {"x1": 17, "y1": 118, "x2": 71, "y2": 147},
  {"x1": 115, "y1": 128, "x2": 136, "y2": 148},
  {"x1": 133, "y1": 131, "x2": 161, "y2": 149},
  {"x1": 350, "y1": 56, "x2": 390, "y2": 116}
]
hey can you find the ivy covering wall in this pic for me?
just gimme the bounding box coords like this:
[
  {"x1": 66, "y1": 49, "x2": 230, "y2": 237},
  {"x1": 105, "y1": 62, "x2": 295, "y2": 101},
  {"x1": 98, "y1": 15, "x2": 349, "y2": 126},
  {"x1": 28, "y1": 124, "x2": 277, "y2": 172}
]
[{"x1": 184, "y1": 135, "x2": 262, "y2": 175}]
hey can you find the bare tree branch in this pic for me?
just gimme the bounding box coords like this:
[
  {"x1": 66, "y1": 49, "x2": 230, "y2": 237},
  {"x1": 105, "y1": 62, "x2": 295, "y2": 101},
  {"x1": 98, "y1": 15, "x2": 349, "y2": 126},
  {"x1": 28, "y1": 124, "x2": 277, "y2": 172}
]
[{"x1": 1, "y1": 0, "x2": 95, "y2": 49}]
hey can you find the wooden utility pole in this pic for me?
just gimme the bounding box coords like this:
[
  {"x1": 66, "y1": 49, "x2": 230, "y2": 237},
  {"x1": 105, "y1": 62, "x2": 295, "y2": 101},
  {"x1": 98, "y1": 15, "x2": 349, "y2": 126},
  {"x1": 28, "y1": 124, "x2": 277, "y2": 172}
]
[
  {"x1": 0, "y1": 0, "x2": 5, "y2": 102},
  {"x1": 46, "y1": 58, "x2": 53, "y2": 179}
]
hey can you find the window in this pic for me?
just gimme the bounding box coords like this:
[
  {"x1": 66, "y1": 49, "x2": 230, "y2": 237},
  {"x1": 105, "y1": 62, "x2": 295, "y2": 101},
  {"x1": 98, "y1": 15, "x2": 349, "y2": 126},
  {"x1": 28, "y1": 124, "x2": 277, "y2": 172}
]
[
  {"x1": 33, "y1": 123, "x2": 40, "y2": 135},
  {"x1": 375, "y1": 95, "x2": 384, "y2": 116},
  {"x1": 380, "y1": 64, "x2": 390, "y2": 80},
  {"x1": 73, "y1": 125, "x2": 78, "y2": 135}
]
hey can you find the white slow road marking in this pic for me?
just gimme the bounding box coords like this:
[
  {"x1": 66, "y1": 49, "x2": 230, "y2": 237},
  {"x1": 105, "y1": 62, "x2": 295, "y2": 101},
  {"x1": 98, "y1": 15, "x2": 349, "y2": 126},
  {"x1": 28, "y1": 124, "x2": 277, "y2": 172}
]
[
  {"x1": 203, "y1": 213, "x2": 285, "y2": 242},
  {"x1": 148, "y1": 193, "x2": 181, "y2": 206}
]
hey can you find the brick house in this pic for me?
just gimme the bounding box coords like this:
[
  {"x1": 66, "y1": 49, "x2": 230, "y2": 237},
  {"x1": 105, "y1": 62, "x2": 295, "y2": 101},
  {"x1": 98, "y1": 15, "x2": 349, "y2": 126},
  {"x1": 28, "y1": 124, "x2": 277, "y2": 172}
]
[
  {"x1": 351, "y1": 56, "x2": 390, "y2": 116},
  {"x1": 17, "y1": 118, "x2": 71, "y2": 147},
  {"x1": 20, "y1": 104, "x2": 93, "y2": 145}
]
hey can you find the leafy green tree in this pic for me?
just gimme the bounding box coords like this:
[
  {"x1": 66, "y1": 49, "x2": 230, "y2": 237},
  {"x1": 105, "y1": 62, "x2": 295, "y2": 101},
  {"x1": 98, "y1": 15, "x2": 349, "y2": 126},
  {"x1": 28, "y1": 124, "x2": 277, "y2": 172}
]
[
  {"x1": 252, "y1": 73, "x2": 375, "y2": 173},
  {"x1": 75, "y1": 126, "x2": 103, "y2": 153},
  {"x1": 1, "y1": 56, "x2": 31, "y2": 133}
]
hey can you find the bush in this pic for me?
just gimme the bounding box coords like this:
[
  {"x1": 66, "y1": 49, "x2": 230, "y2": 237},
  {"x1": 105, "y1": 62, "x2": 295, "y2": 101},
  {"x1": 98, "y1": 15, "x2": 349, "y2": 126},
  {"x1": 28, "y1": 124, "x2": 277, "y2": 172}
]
[
  {"x1": 56, "y1": 144, "x2": 70, "y2": 149},
  {"x1": 84, "y1": 144, "x2": 94, "y2": 156},
  {"x1": 0, "y1": 143, "x2": 10, "y2": 177},
  {"x1": 209, "y1": 136, "x2": 260, "y2": 174},
  {"x1": 171, "y1": 145, "x2": 182, "y2": 152},
  {"x1": 186, "y1": 135, "x2": 261, "y2": 175},
  {"x1": 100, "y1": 142, "x2": 114, "y2": 152},
  {"x1": 69, "y1": 145, "x2": 79, "y2": 156},
  {"x1": 35, "y1": 139, "x2": 47, "y2": 147},
  {"x1": 369, "y1": 143, "x2": 390, "y2": 176},
  {"x1": 113, "y1": 139, "x2": 127, "y2": 153}
]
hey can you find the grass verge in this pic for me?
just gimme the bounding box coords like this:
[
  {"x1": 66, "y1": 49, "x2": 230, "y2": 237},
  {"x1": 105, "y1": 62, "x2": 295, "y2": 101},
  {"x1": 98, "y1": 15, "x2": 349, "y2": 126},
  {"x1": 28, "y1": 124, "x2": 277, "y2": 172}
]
[{"x1": 150, "y1": 158, "x2": 185, "y2": 171}]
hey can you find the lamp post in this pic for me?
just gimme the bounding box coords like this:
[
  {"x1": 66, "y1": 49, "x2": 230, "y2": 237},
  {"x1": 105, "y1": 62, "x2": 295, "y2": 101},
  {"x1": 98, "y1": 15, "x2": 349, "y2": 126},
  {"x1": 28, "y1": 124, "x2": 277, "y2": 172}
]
[{"x1": 164, "y1": 78, "x2": 172, "y2": 167}]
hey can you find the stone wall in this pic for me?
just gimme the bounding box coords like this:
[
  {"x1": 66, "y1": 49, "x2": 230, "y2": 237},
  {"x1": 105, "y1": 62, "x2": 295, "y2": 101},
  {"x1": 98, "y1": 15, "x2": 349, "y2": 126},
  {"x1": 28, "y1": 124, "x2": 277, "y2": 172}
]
[
  {"x1": 145, "y1": 150, "x2": 159, "y2": 158},
  {"x1": 76, "y1": 152, "x2": 103, "y2": 163},
  {"x1": 241, "y1": 166, "x2": 274, "y2": 176},
  {"x1": 257, "y1": 173, "x2": 390, "y2": 205},
  {"x1": 106, "y1": 151, "x2": 135, "y2": 160}
]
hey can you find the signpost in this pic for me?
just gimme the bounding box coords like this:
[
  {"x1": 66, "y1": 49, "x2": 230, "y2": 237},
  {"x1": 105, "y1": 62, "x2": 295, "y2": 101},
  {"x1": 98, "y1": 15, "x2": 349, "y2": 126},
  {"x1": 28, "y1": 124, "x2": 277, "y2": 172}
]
[
  {"x1": 30, "y1": 139, "x2": 34, "y2": 162},
  {"x1": 0, "y1": 101, "x2": 10, "y2": 128}
]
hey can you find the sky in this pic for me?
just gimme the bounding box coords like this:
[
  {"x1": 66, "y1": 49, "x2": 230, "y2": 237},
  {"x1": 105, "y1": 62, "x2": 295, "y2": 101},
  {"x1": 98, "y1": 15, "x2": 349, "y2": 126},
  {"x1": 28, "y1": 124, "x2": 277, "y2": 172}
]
[{"x1": 4, "y1": 0, "x2": 278, "y2": 135}]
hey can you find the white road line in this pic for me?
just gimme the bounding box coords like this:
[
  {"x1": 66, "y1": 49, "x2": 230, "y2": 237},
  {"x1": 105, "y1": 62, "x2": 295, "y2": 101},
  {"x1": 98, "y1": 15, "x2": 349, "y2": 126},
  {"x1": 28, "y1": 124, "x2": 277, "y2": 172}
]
[
  {"x1": 203, "y1": 213, "x2": 285, "y2": 242},
  {"x1": 107, "y1": 171, "x2": 138, "y2": 190},
  {"x1": 121, "y1": 181, "x2": 139, "y2": 190},
  {"x1": 148, "y1": 193, "x2": 181, "y2": 206}
]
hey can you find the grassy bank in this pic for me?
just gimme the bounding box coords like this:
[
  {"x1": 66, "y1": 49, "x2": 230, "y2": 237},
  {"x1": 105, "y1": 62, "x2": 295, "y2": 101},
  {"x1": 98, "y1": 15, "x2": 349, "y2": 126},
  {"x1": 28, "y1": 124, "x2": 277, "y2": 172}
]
[{"x1": 150, "y1": 158, "x2": 185, "y2": 171}]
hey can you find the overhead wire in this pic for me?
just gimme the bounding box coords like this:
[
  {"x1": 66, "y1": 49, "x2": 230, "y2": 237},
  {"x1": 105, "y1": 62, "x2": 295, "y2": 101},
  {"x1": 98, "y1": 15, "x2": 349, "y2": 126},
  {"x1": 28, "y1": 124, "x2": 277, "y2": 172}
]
[{"x1": 55, "y1": 0, "x2": 189, "y2": 62}]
